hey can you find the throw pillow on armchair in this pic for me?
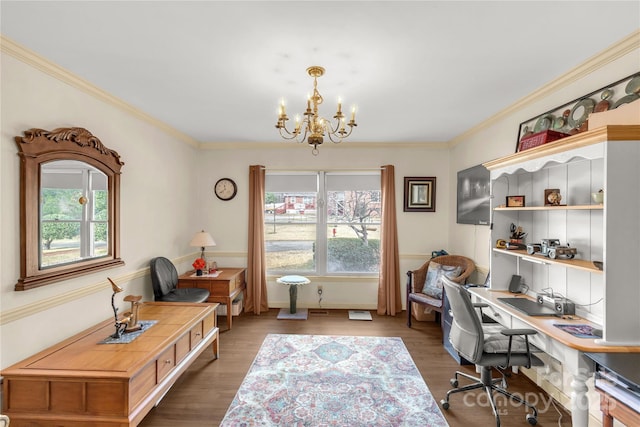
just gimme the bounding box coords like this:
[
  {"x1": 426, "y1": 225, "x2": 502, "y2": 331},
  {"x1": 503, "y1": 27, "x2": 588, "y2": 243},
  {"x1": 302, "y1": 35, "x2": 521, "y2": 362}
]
[{"x1": 421, "y1": 261, "x2": 463, "y2": 299}]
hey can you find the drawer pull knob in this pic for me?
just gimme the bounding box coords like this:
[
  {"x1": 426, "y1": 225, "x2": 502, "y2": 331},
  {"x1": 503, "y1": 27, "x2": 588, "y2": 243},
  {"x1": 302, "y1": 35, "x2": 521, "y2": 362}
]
[
  {"x1": 195, "y1": 332, "x2": 201, "y2": 336},
  {"x1": 165, "y1": 359, "x2": 171, "y2": 364},
  {"x1": 493, "y1": 312, "x2": 501, "y2": 317}
]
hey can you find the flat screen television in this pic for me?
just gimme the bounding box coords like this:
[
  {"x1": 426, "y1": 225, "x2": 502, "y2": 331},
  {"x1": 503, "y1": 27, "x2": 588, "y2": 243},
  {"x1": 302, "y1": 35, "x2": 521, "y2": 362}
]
[{"x1": 456, "y1": 164, "x2": 490, "y2": 225}]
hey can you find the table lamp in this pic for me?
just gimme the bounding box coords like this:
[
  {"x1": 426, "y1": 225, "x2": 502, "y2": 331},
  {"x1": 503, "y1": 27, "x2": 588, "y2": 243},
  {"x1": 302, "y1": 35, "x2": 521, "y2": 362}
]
[{"x1": 190, "y1": 230, "x2": 216, "y2": 259}]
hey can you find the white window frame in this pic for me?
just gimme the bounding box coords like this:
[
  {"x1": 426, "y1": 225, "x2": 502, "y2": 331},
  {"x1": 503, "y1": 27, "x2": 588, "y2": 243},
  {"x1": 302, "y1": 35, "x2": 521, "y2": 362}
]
[{"x1": 265, "y1": 170, "x2": 381, "y2": 277}]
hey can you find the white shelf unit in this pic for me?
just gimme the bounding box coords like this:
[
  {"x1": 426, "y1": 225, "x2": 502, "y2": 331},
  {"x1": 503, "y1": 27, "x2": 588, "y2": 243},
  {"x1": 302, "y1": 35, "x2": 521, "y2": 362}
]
[{"x1": 484, "y1": 125, "x2": 640, "y2": 345}]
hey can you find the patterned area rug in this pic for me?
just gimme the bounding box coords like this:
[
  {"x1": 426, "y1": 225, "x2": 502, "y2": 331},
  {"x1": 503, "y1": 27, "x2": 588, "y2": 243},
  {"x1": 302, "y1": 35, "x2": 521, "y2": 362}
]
[{"x1": 220, "y1": 334, "x2": 449, "y2": 426}]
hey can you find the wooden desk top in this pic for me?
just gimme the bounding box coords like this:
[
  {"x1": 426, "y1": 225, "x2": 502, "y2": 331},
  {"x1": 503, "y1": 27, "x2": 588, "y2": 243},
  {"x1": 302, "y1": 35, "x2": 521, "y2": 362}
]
[
  {"x1": 179, "y1": 268, "x2": 245, "y2": 281},
  {"x1": 2, "y1": 302, "x2": 217, "y2": 377},
  {"x1": 469, "y1": 288, "x2": 640, "y2": 353}
]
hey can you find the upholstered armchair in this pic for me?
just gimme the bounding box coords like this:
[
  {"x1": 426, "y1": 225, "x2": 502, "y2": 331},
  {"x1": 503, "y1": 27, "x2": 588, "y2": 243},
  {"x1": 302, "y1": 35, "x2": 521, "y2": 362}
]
[{"x1": 406, "y1": 254, "x2": 475, "y2": 327}]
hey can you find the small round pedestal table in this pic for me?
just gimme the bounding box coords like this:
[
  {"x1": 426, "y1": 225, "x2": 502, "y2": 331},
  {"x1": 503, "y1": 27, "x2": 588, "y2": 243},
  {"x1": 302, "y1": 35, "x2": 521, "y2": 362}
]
[{"x1": 276, "y1": 275, "x2": 310, "y2": 315}]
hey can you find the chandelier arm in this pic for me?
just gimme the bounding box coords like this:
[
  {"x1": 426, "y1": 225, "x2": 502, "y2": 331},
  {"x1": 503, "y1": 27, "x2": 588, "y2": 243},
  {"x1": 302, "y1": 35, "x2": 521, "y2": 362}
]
[
  {"x1": 278, "y1": 127, "x2": 299, "y2": 140},
  {"x1": 325, "y1": 129, "x2": 345, "y2": 144},
  {"x1": 297, "y1": 126, "x2": 310, "y2": 143},
  {"x1": 326, "y1": 118, "x2": 341, "y2": 134},
  {"x1": 328, "y1": 118, "x2": 354, "y2": 136}
]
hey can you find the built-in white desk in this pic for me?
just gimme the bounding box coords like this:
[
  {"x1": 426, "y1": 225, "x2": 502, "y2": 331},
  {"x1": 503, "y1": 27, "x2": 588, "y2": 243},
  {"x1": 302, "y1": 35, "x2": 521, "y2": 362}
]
[{"x1": 468, "y1": 288, "x2": 640, "y2": 427}]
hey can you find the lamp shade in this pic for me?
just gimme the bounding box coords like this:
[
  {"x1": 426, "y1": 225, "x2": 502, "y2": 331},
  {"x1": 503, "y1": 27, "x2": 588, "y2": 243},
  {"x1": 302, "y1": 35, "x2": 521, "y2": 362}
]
[{"x1": 190, "y1": 230, "x2": 216, "y2": 248}]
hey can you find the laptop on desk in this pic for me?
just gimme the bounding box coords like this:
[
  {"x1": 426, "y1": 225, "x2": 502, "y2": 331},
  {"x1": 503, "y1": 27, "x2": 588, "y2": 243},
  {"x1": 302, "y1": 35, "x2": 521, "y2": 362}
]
[{"x1": 498, "y1": 297, "x2": 558, "y2": 316}]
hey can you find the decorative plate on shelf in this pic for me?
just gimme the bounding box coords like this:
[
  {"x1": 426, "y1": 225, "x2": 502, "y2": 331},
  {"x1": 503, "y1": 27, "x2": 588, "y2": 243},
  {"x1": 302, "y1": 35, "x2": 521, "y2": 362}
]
[
  {"x1": 625, "y1": 75, "x2": 640, "y2": 95},
  {"x1": 568, "y1": 98, "x2": 595, "y2": 129},
  {"x1": 612, "y1": 93, "x2": 639, "y2": 109},
  {"x1": 533, "y1": 114, "x2": 554, "y2": 133}
]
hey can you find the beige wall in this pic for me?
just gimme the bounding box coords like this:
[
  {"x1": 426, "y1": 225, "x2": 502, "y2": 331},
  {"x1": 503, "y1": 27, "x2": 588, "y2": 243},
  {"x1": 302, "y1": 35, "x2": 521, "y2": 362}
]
[
  {"x1": 0, "y1": 51, "x2": 200, "y2": 367},
  {"x1": 1, "y1": 32, "x2": 638, "y2": 370},
  {"x1": 447, "y1": 32, "x2": 640, "y2": 272},
  {"x1": 0, "y1": 46, "x2": 452, "y2": 367},
  {"x1": 446, "y1": 35, "x2": 639, "y2": 426},
  {"x1": 196, "y1": 143, "x2": 451, "y2": 310}
]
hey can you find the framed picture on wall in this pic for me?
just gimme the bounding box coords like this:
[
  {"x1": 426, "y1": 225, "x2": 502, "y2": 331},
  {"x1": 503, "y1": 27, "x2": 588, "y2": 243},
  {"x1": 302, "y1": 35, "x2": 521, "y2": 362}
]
[
  {"x1": 456, "y1": 164, "x2": 490, "y2": 225},
  {"x1": 404, "y1": 177, "x2": 436, "y2": 212}
]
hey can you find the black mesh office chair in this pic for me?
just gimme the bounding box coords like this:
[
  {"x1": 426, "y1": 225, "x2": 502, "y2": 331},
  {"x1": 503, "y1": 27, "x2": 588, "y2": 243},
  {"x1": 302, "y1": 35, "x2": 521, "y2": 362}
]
[
  {"x1": 150, "y1": 257, "x2": 210, "y2": 303},
  {"x1": 440, "y1": 275, "x2": 543, "y2": 426}
]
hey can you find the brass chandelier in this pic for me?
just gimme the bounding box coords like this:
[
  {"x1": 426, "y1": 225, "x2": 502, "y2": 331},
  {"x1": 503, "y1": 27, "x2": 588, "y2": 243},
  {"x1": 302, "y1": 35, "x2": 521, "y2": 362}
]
[{"x1": 275, "y1": 66, "x2": 357, "y2": 155}]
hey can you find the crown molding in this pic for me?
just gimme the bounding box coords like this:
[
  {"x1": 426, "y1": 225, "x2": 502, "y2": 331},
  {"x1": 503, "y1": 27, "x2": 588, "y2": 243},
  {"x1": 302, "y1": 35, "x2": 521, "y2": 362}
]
[
  {"x1": 1, "y1": 35, "x2": 200, "y2": 148},
  {"x1": 197, "y1": 140, "x2": 449, "y2": 150},
  {"x1": 4, "y1": 29, "x2": 637, "y2": 153},
  {"x1": 448, "y1": 30, "x2": 640, "y2": 148}
]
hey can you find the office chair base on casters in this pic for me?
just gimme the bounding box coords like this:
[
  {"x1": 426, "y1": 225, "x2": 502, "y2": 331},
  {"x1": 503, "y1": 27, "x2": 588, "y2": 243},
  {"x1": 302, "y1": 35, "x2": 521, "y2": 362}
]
[{"x1": 440, "y1": 367, "x2": 538, "y2": 427}]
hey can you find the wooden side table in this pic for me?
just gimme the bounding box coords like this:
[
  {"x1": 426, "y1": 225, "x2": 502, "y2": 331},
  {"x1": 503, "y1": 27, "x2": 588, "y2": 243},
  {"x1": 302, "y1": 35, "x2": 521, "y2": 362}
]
[{"x1": 178, "y1": 268, "x2": 246, "y2": 330}]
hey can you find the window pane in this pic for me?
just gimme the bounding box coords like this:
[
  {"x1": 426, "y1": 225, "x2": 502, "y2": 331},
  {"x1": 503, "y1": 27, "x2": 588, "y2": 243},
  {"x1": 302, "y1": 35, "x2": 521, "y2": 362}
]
[
  {"x1": 327, "y1": 190, "x2": 381, "y2": 224},
  {"x1": 92, "y1": 222, "x2": 108, "y2": 257},
  {"x1": 266, "y1": 223, "x2": 316, "y2": 272},
  {"x1": 327, "y1": 225, "x2": 380, "y2": 273},
  {"x1": 41, "y1": 188, "x2": 83, "y2": 220},
  {"x1": 265, "y1": 191, "x2": 317, "y2": 273},
  {"x1": 93, "y1": 190, "x2": 108, "y2": 220},
  {"x1": 40, "y1": 220, "x2": 81, "y2": 267}
]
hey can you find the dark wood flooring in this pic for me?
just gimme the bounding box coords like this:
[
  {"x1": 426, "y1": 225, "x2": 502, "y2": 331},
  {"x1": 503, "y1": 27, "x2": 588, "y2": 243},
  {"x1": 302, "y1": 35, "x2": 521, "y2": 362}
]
[{"x1": 139, "y1": 309, "x2": 571, "y2": 426}]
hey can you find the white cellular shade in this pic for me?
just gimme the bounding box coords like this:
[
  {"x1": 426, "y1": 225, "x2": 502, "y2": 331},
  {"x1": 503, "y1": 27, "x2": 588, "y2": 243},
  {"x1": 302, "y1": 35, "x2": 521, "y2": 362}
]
[
  {"x1": 326, "y1": 172, "x2": 380, "y2": 191},
  {"x1": 41, "y1": 160, "x2": 107, "y2": 190},
  {"x1": 266, "y1": 173, "x2": 318, "y2": 192}
]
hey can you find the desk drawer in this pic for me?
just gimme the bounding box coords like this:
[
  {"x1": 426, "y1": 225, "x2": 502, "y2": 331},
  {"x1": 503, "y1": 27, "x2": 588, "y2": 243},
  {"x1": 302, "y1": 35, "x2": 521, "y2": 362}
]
[
  {"x1": 202, "y1": 311, "x2": 216, "y2": 335},
  {"x1": 176, "y1": 332, "x2": 190, "y2": 363},
  {"x1": 156, "y1": 346, "x2": 175, "y2": 382},
  {"x1": 190, "y1": 321, "x2": 204, "y2": 348},
  {"x1": 211, "y1": 280, "x2": 234, "y2": 294},
  {"x1": 484, "y1": 304, "x2": 512, "y2": 328}
]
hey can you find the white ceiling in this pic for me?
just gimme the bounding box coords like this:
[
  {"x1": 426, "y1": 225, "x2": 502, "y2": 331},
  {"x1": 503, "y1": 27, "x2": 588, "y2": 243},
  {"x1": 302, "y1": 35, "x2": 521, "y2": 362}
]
[{"x1": 2, "y1": 1, "x2": 639, "y2": 145}]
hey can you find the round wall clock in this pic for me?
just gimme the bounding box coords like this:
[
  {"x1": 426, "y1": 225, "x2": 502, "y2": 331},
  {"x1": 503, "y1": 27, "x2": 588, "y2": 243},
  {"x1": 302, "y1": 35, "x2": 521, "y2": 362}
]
[{"x1": 214, "y1": 178, "x2": 237, "y2": 201}]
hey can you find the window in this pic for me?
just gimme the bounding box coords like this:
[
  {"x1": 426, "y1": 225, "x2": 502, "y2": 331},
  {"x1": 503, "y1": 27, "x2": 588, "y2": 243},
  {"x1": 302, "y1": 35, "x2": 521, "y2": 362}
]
[
  {"x1": 265, "y1": 171, "x2": 381, "y2": 275},
  {"x1": 40, "y1": 161, "x2": 108, "y2": 268}
]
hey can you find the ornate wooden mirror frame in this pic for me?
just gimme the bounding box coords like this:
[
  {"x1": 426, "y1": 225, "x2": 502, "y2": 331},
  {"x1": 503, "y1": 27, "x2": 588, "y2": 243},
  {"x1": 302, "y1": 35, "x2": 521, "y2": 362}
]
[{"x1": 15, "y1": 127, "x2": 125, "y2": 290}]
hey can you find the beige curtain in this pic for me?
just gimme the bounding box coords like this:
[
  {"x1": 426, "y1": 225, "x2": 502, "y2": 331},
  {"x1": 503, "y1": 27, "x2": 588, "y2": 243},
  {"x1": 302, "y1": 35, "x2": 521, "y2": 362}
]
[
  {"x1": 377, "y1": 165, "x2": 402, "y2": 315},
  {"x1": 246, "y1": 165, "x2": 269, "y2": 314}
]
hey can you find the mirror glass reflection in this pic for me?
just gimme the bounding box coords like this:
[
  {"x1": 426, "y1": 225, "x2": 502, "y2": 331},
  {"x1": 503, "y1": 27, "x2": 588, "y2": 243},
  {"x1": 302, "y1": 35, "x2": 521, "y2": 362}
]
[{"x1": 40, "y1": 160, "x2": 109, "y2": 268}]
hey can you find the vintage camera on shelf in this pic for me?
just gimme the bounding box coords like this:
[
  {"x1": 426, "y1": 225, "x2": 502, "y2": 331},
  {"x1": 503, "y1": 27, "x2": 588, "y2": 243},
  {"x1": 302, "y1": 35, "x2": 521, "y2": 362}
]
[
  {"x1": 526, "y1": 239, "x2": 577, "y2": 259},
  {"x1": 505, "y1": 240, "x2": 527, "y2": 250}
]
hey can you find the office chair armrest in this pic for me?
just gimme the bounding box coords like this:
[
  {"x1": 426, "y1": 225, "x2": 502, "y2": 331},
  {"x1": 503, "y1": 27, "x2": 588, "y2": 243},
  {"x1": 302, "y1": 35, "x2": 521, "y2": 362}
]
[
  {"x1": 500, "y1": 329, "x2": 537, "y2": 369},
  {"x1": 500, "y1": 328, "x2": 537, "y2": 336}
]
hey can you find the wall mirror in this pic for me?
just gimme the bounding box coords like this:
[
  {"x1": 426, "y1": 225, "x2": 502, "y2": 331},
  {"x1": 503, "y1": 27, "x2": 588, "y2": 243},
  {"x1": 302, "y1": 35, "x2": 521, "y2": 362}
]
[{"x1": 15, "y1": 127, "x2": 124, "y2": 290}]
